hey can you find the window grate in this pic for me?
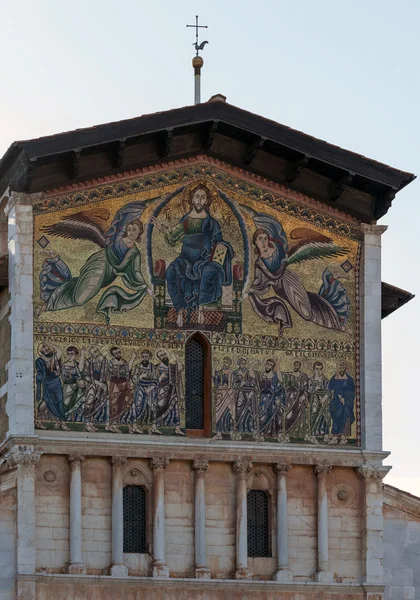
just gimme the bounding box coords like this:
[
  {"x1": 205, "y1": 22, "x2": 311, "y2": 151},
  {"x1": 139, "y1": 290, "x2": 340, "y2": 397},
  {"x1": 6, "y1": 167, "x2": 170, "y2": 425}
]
[
  {"x1": 185, "y1": 337, "x2": 205, "y2": 429},
  {"x1": 123, "y1": 485, "x2": 147, "y2": 553},
  {"x1": 247, "y1": 489, "x2": 270, "y2": 557}
]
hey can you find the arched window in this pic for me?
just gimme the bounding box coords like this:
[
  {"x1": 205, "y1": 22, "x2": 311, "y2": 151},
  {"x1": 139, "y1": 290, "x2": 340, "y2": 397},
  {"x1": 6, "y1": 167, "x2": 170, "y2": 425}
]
[
  {"x1": 123, "y1": 485, "x2": 147, "y2": 553},
  {"x1": 247, "y1": 489, "x2": 270, "y2": 557},
  {"x1": 185, "y1": 333, "x2": 211, "y2": 436}
]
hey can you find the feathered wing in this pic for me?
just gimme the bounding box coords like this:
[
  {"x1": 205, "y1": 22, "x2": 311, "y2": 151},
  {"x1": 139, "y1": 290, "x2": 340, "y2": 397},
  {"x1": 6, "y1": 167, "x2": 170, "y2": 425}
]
[
  {"x1": 41, "y1": 208, "x2": 109, "y2": 247},
  {"x1": 286, "y1": 241, "x2": 348, "y2": 265}
]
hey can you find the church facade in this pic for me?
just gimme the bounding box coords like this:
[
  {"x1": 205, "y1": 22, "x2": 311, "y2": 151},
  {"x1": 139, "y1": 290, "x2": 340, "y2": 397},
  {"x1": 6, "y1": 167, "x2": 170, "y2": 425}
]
[{"x1": 0, "y1": 98, "x2": 416, "y2": 599}]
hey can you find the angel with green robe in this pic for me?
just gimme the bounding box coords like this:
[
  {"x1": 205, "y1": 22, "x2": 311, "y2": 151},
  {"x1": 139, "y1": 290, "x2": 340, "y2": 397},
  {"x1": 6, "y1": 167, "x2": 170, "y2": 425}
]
[
  {"x1": 242, "y1": 210, "x2": 351, "y2": 336},
  {"x1": 38, "y1": 202, "x2": 154, "y2": 324}
]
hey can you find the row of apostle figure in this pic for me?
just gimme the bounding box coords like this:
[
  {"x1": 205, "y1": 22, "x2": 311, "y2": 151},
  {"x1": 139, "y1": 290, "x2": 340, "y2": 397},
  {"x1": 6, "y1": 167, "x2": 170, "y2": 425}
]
[
  {"x1": 214, "y1": 357, "x2": 355, "y2": 445},
  {"x1": 35, "y1": 342, "x2": 355, "y2": 444},
  {"x1": 35, "y1": 343, "x2": 184, "y2": 435}
]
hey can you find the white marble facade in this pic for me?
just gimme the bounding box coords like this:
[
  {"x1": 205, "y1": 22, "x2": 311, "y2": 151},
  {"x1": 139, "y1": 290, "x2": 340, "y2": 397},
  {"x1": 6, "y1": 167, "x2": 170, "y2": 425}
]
[{"x1": 0, "y1": 188, "x2": 409, "y2": 600}]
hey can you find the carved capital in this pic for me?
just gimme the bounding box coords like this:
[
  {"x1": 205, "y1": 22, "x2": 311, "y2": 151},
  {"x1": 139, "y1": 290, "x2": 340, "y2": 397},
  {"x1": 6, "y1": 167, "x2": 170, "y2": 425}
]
[
  {"x1": 232, "y1": 459, "x2": 253, "y2": 477},
  {"x1": 356, "y1": 465, "x2": 391, "y2": 480},
  {"x1": 150, "y1": 457, "x2": 170, "y2": 472},
  {"x1": 192, "y1": 459, "x2": 209, "y2": 473},
  {"x1": 360, "y1": 223, "x2": 388, "y2": 237},
  {"x1": 110, "y1": 456, "x2": 128, "y2": 468},
  {"x1": 274, "y1": 463, "x2": 292, "y2": 475},
  {"x1": 314, "y1": 461, "x2": 333, "y2": 476},
  {"x1": 4, "y1": 191, "x2": 42, "y2": 216},
  {"x1": 68, "y1": 454, "x2": 85, "y2": 464},
  {"x1": 4, "y1": 445, "x2": 41, "y2": 468}
]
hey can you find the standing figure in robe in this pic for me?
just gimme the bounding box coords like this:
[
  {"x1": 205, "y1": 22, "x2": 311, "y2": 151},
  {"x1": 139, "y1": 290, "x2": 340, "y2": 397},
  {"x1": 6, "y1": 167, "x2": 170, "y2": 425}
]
[
  {"x1": 155, "y1": 350, "x2": 185, "y2": 435},
  {"x1": 328, "y1": 361, "x2": 355, "y2": 444},
  {"x1": 83, "y1": 345, "x2": 109, "y2": 432},
  {"x1": 38, "y1": 203, "x2": 154, "y2": 324},
  {"x1": 35, "y1": 343, "x2": 69, "y2": 430},
  {"x1": 151, "y1": 183, "x2": 234, "y2": 327},
  {"x1": 254, "y1": 359, "x2": 286, "y2": 438},
  {"x1": 308, "y1": 361, "x2": 331, "y2": 438},
  {"x1": 241, "y1": 209, "x2": 351, "y2": 336},
  {"x1": 107, "y1": 347, "x2": 135, "y2": 433},
  {"x1": 214, "y1": 356, "x2": 235, "y2": 437},
  {"x1": 284, "y1": 361, "x2": 311, "y2": 440},
  {"x1": 61, "y1": 346, "x2": 86, "y2": 422},
  {"x1": 233, "y1": 358, "x2": 257, "y2": 435},
  {"x1": 130, "y1": 350, "x2": 159, "y2": 434}
]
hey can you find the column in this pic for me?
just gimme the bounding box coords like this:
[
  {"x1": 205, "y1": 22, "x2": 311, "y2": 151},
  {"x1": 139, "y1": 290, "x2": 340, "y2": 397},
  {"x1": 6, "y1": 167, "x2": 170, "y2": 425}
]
[
  {"x1": 5, "y1": 445, "x2": 41, "y2": 600},
  {"x1": 314, "y1": 462, "x2": 333, "y2": 582},
  {"x1": 110, "y1": 456, "x2": 128, "y2": 577},
  {"x1": 150, "y1": 457, "x2": 170, "y2": 577},
  {"x1": 273, "y1": 463, "x2": 293, "y2": 582},
  {"x1": 68, "y1": 454, "x2": 86, "y2": 574},
  {"x1": 4, "y1": 192, "x2": 41, "y2": 436},
  {"x1": 360, "y1": 224, "x2": 387, "y2": 452},
  {"x1": 192, "y1": 459, "x2": 210, "y2": 579},
  {"x1": 232, "y1": 459, "x2": 252, "y2": 580},
  {"x1": 356, "y1": 464, "x2": 390, "y2": 587}
]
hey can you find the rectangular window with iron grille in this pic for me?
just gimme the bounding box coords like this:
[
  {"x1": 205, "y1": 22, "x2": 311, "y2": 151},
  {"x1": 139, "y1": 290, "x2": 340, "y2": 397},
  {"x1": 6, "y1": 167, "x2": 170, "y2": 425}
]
[
  {"x1": 247, "y1": 489, "x2": 270, "y2": 557},
  {"x1": 123, "y1": 485, "x2": 147, "y2": 553},
  {"x1": 185, "y1": 337, "x2": 205, "y2": 429}
]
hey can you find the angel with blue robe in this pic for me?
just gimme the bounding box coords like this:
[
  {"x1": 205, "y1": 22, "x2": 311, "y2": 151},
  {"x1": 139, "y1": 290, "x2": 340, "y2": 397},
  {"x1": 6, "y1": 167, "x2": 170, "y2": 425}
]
[
  {"x1": 38, "y1": 202, "x2": 154, "y2": 324},
  {"x1": 242, "y1": 209, "x2": 351, "y2": 336}
]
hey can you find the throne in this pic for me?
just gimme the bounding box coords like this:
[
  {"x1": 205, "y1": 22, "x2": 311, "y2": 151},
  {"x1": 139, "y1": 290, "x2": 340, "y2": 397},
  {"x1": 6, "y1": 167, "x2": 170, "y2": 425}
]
[{"x1": 152, "y1": 260, "x2": 244, "y2": 332}]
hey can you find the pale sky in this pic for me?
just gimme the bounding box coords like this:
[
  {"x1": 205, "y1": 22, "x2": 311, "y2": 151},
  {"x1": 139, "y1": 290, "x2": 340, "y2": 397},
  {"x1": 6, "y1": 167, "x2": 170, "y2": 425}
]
[{"x1": 1, "y1": 0, "x2": 419, "y2": 494}]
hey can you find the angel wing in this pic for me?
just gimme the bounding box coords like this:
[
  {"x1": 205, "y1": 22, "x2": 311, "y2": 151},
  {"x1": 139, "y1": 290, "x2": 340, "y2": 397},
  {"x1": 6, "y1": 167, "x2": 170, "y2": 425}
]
[
  {"x1": 286, "y1": 233, "x2": 348, "y2": 266},
  {"x1": 41, "y1": 208, "x2": 110, "y2": 247}
]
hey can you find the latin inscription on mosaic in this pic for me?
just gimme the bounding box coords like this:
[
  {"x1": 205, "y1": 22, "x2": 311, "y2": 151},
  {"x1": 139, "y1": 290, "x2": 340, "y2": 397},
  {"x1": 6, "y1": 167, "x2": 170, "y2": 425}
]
[{"x1": 33, "y1": 162, "x2": 360, "y2": 445}]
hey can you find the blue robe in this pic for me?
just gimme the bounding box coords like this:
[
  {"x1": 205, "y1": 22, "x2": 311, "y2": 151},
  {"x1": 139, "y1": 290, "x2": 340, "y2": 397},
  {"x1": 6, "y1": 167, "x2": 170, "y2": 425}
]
[
  {"x1": 328, "y1": 374, "x2": 355, "y2": 435},
  {"x1": 36, "y1": 357, "x2": 66, "y2": 421},
  {"x1": 166, "y1": 212, "x2": 233, "y2": 313}
]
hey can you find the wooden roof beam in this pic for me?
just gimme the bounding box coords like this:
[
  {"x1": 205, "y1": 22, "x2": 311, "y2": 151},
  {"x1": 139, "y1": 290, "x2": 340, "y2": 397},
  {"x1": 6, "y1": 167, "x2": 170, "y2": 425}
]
[
  {"x1": 286, "y1": 154, "x2": 310, "y2": 183},
  {"x1": 202, "y1": 120, "x2": 219, "y2": 150},
  {"x1": 112, "y1": 139, "x2": 126, "y2": 169},
  {"x1": 329, "y1": 172, "x2": 354, "y2": 202},
  {"x1": 158, "y1": 128, "x2": 173, "y2": 158},
  {"x1": 242, "y1": 136, "x2": 266, "y2": 166},
  {"x1": 68, "y1": 150, "x2": 81, "y2": 179}
]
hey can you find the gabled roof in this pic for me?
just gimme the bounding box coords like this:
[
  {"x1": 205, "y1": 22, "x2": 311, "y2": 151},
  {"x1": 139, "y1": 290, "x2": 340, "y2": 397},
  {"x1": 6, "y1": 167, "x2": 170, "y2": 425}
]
[{"x1": 0, "y1": 99, "x2": 415, "y2": 223}]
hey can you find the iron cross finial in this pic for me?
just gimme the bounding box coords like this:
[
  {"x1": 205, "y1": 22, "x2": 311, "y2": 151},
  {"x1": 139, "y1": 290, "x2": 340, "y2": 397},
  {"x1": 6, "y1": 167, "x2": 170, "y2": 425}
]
[{"x1": 186, "y1": 15, "x2": 209, "y2": 56}]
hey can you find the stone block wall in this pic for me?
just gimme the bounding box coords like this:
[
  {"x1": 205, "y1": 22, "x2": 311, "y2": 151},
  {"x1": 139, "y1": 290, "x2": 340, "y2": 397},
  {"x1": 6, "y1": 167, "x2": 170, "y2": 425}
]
[{"x1": 31, "y1": 456, "x2": 366, "y2": 581}]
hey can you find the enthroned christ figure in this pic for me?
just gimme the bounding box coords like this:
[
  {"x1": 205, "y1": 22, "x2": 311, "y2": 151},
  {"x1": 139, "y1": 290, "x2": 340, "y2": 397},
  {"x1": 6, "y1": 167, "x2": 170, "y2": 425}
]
[{"x1": 151, "y1": 183, "x2": 234, "y2": 327}]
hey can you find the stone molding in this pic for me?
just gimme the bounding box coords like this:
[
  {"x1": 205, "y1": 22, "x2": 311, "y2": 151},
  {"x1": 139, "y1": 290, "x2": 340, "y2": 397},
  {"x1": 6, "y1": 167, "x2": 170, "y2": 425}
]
[
  {"x1": 232, "y1": 459, "x2": 253, "y2": 477},
  {"x1": 355, "y1": 465, "x2": 391, "y2": 480},
  {"x1": 17, "y1": 572, "x2": 387, "y2": 594},
  {"x1": 68, "y1": 454, "x2": 86, "y2": 464},
  {"x1": 110, "y1": 456, "x2": 128, "y2": 468},
  {"x1": 360, "y1": 223, "x2": 388, "y2": 236},
  {"x1": 274, "y1": 463, "x2": 292, "y2": 474},
  {"x1": 149, "y1": 457, "x2": 170, "y2": 471},
  {"x1": 314, "y1": 461, "x2": 333, "y2": 476},
  {"x1": 4, "y1": 445, "x2": 41, "y2": 467},
  {"x1": 192, "y1": 459, "x2": 209, "y2": 473}
]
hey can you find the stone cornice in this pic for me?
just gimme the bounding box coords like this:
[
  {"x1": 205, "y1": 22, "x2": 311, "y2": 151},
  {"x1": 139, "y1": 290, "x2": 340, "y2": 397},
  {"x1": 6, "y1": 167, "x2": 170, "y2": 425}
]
[
  {"x1": 31, "y1": 431, "x2": 390, "y2": 468},
  {"x1": 17, "y1": 572, "x2": 386, "y2": 594}
]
